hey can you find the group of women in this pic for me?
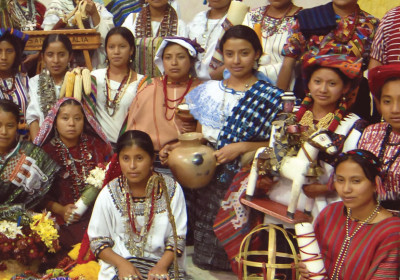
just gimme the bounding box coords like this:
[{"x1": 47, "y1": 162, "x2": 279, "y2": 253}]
[{"x1": 1, "y1": 0, "x2": 400, "y2": 279}]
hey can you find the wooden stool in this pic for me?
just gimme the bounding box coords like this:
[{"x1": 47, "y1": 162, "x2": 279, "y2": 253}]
[{"x1": 24, "y1": 29, "x2": 101, "y2": 73}]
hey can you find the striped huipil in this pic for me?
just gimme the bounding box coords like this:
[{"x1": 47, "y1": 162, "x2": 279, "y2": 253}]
[{"x1": 315, "y1": 202, "x2": 400, "y2": 280}]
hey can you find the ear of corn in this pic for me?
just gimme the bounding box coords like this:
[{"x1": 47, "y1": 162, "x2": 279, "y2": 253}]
[
  {"x1": 65, "y1": 71, "x2": 75, "y2": 97},
  {"x1": 59, "y1": 71, "x2": 69, "y2": 98},
  {"x1": 81, "y1": 68, "x2": 91, "y2": 95},
  {"x1": 74, "y1": 74, "x2": 83, "y2": 101}
]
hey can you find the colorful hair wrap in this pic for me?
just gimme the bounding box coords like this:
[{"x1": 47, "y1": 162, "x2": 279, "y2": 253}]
[{"x1": 368, "y1": 63, "x2": 400, "y2": 100}]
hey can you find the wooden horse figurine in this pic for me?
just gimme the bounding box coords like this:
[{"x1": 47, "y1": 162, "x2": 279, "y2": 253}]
[{"x1": 246, "y1": 130, "x2": 337, "y2": 219}]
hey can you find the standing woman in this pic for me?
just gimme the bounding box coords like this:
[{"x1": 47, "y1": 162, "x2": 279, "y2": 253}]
[
  {"x1": 27, "y1": 34, "x2": 73, "y2": 139},
  {"x1": 122, "y1": 0, "x2": 186, "y2": 77},
  {"x1": 242, "y1": 0, "x2": 301, "y2": 87},
  {"x1": 88, "y1": 130, "x2": 188, "y2": 280},
  {"x1": 358, "y1": 64, "x2": 400, "y2": 210},
  {"x1": 92, "y1": 27, "x2": 145, "y2": 146},
  {"x1": 0, "y1": 28, "x2": 29, "y2": 134},
  {"x1": 124, "y1": 37, "x2": 203, "y2": 168},
  {"x1": 162, "y1": 25, "x2": 283, "y2": 270},
  {"x1": 33, "y1": 98, "x2": 112, "y2": 260}
]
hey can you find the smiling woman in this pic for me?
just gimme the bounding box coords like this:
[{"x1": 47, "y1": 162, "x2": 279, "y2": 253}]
[{"x1": 26, "y1": 34, "x2": 73, "y2": 139}]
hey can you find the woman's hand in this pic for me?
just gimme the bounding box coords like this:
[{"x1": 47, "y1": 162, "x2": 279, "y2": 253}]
[
  {"x1": 302, "y1": 184, "x2": 328, "y2": 198},
  {"x1": 117, "y1": 259, "x2": 143, "y2": 280},
  {"x1": 147, "y1": 265, "x2": 169, "y2": 280},
  {"x1": 61, "y1": 204, "x2": 80, "y2": 224},
  {"x1": 298, "y1": 261, "x2": 310, "y2": 280},
  {"x1": 159, "y1": 142, "x2": 181, "y2": 165},
  {"x1": 214, "y1": 142, "x2": 245, "y2": 164}
]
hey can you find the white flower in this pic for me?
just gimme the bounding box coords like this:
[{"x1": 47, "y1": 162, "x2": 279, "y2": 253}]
[
  {"x1": 0, "y1": 220, "x2": 23, "y2": 239},
  {"x1": 85, "y1": 166, "x2": 106, "y2": 189}
]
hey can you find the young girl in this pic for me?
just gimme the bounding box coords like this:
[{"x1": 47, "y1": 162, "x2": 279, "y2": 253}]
[
  {"x1": 0, "y1": 28, "x2": 29, "y2": 134},
  {"x1": 298, "y1": 149, "x2": 400, "y2": 279},
  {"x1": 92, "y1": 27, "x2": 145, "y2": 145},
  {"x1": 27, "y1": 34, "x2": 72, "y2": 139},
  {"x1": 88, "y1": 130, "x2": 188, "y2": 280},
  {"x1": 33, "y1": 98, "x2": 112, "y2": 259},
  {"x1": 359, "y1": 64, "x2": 400, "y2": 210},
  {"x1": 162, "y1": 25, "x2": 283, "y2": 270},
  {"x1": 124, "y1": 37, "x2": 203, "y2": 167}
]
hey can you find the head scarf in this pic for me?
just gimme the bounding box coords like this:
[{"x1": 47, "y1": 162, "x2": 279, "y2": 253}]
[
  {"x1": 33, "y1": 98, "x2": 111, "y2": 150},
  {"x1": 368, "y1": 63, "x2": 400, "y2": 100},
  {"x1": 0, "y1": 28, "x2": 29, "y2": 49},
  {"x1": 297, "y1": 53, "x2": 362, "y2": 132},
  {"x1": 154, "y1": 36, "x2": 204, "y2": 74}
]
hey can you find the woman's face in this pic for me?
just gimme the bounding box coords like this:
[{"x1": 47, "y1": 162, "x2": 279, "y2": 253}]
[
  {"x1": 334, "y1": 159, "x2": 377, "y2": 212},
  {"x1": 222, "y1": 38, "x2": 260, "y2": 80},
  {"x1": 0, "y1": 109, "x2": 17, "y2": 154},
  {"x1": 55, "y1": 104, "x2": 84, "y2": 146},
  {"x1": 119, "y1": 144, "x2": 153, "y2": 187},
  {"x1": 43, "y1": 41, "x2": 71, "y2": 78},
  {"x1": 163, "y1": 44, "x2": 192, "y2": 83},
  {"x1": 0, "y1": 41, "x2": 15, "y2": 73},
  {"x1": 269, "y1": 0, "x2": 292, "y2": 10},
  {"x1": 208, "y1": 0, "x2": 231, "y2": 10},
  {"x1": 308, "y1": 68, "x2": 347, "y2": 109},
  {"x1": 106, "y1": 34, "x2": 134, "y2": 68},
  {"x1": 147, "y1": 0, "x2": 168, "y2": 9},
  {"x1": 380, "y1": 80, "x2": 400, "y2": 133}
]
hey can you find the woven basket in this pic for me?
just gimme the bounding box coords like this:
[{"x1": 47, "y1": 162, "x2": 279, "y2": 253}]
[
  {"x1": 0, "y1": 259, "x2": 40, "y2": 279},
  {"x1": 236, "y1": 224, "x2": 299, "y2": 280}
]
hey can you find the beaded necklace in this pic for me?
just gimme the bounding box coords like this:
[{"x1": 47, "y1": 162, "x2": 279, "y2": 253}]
[
  {"x1": 38, "y1": 71, "x2": 59, "y2": 116},
  {"x1": 200, "y1": 10, "x2": 226, "y2": 51},
  {"x1": 377, "y1": 125, "x2": 400, "y2": 183},
  {"x1": 135, "y1": 4, "x2": 178, "y2": 38},
  {"x1": 122, "y1": 175, "x2": 160, "y2": 257},
  {"x1": 104, "y1": 68, "x2": 132, "y2": 117},
  {"x1": 162, "y1": 75, "x2": 193, "y2": 121},
  {"x1": 331, "y1": 203, "x2": 380, "y2": 279},
  {"x1": 12, "y1": 0, "x2": 37, "y2": 30},
  {"x1": 54, "y1": 134, "x2": 93, "y2": 201},
  {"x1": 333, "y1": 5, "x2": 360, "y2": 44},
  {"x1": 0, "y1": 77, "x2": 16, "y2": 95},
  {"x1": 261, "y1": 3, "x2": 293, "y2": 36}
]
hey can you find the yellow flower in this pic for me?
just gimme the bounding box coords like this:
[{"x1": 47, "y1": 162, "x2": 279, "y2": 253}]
[
  {"x1": 30, "y1": 212, "x2": 59, "y2": 252},
  {"x1": 69, "y1": 261, "x2": 100, "y2": 280}
]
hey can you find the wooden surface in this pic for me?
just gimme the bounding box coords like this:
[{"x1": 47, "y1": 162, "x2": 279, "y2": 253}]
[
  {"x1": 24, "y1": 29, "x2": 101, "y2": 51},
  {"x1": 241, "y1": 197, "x2": 313, "y2": 224}
]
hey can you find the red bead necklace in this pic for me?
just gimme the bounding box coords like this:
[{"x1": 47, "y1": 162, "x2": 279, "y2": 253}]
[{"x1": 162, "y1": 75, "x2": 193, "y2": 121}]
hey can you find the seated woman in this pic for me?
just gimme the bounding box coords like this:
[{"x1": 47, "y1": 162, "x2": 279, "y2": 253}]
[
  {"x1": 0, "y1": 28, "x2": 29, "y2": 135},
  {"x1": 27, "y1": 34, "x2": 73, "y2": 139},
  {"x1": 242, "y1": 0, "x2": 301, "y2": 87},
  {"x1": 358, "y1": 64, "x2": 400, "y2": 210},
  {"x1": 88, "y1": 130, "x2": 188, "y2": 280},
  {"x1": 6, "y1": 0, "x2": 46, "y2": 30},
  {"x1": 0, "y1": 99, "x2": 58, "y2": 219},
  {"x1": 122, "y1": 0, "x2": 186, "y2": 77},
  {"x1": 161, "y1": 25, "x2": 284, "y2": 270},
  {"x1": 268, "y1": 54, "x2": 368, "y2": 215},
  {"x1": 299, "y1": 149, "x2": 400, "y2": 279},
  {"x1": 124, "y1": 36, "x2": 203, "y2": 169},
  {"x1": 33, "y1": 98, "x2": 112, "y2": 259},
  {"x1": 92, "y1": 27, "x2": 145, "y2": 146},
  {"x1": 42, "y1": 0, "x2": 114, "y2": 69}
]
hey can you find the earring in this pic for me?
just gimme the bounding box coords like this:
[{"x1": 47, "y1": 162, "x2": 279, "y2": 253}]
[
  {"x1": 129, "y1": 58, "x2": 133, "y2": 63},
  {"x1": 68, "y1": 62, "x2": 71, "y2": 69},
  {"x1": 106, "y1": 58, "x2": 109, "y2": 64},
  {"x1": 253, "y1": 60, "x2": 258, "y2": 70},
  {"x1": 381, "y1": 116, "x2": 385, "y2": 122},
  {"x1": 342, "y1": 96, "x2": 346, "y2": 102}
]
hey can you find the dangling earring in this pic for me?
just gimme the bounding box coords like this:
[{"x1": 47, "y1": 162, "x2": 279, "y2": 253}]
[
  {"x1": 381, "y1": 116, "x2": 385, "y2": 122},
  {"x1": 129, "y1": 58, "x2": 133, "y2": 63},
  {"x1": 67, "y1": 62, "x2": 71, "y2": 69},
  {"x1": 106, "y1": 58, "x2": 109, "y2": 65},
  {"x1": 253, "y1": 60, "x2": 258, "y2": 70},
  {"x1": 342, "y1": 96, "x2": 346, "y2": 102}
]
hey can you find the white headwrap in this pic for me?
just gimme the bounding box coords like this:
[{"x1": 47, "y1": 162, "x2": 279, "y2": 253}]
[{"x1": 154, "y1": 37, "x2": 202, "y2": 74}]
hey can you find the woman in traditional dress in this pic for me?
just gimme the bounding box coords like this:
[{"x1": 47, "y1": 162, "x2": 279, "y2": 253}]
[
  {"x1": 267, "y1": 54, "x2": 368, "y2": 214},
  {"x1": 242, "y1": 0, "x2": 301, "y2": 88},
  {"x1": 121, "y1": 0, "x2": 186, "y2": 78},
  {"x1": 161, "y1": 25, "x2": 283, "y2": 270},
  {"x1": 6, "y1": 0, "x2": 46, "y2": 30},
  {"x1": 0, "y1": 28, "x2": 29, "y2": 135},
  {"x1": 123, "y1": 37, "x2": 203, "y2": 169},
  {"x1": 92, "y1": 27, "x2": 145, "y2": 146},
  {"x1": 358, "y1": 64, "x2": 400, "y2": 210},
  {"x1": 0, "y1": 99, "x2": 58, "y2": 220},
  {"x1": 27, "y1": 34, "x2": 73, "y2": 139},
  {"x1": 42, "y1": 0, "x2": 113, "y2": 69},
  {"x1": 33, "y1": 97, "x2": 112, "y2": 259},
  {"x1": 298, "y1": 149, "x2": 400, "y2": 280},
  {"x1": 88, "y1": 130, "x2": 187, "y2": 280},
  {"x1": 187, "y1": 0, "x2": 231, "y2": 80}
]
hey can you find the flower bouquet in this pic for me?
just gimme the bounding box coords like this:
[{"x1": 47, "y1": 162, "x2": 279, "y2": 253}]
[
  {"x1": 0, "y1": 212, "x2": 60, "y2": 277},
  {"x1": 71, "y1": 164, "x2": 106, "y2": 219}
]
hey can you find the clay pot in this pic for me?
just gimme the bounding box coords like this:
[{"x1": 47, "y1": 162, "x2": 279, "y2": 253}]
[
  {"x1": 168, "y1": 132, "x2": 217, "y2": 189},
  {"x1": 175, "y1": 103, "x2": 196, "y2": 122}
]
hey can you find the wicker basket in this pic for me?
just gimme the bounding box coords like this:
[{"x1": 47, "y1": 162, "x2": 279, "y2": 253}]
[
  {"x1": 236, "y1": 224, "x2": 299, "y2": 280},
  {"x1": 0, "y1": 259, "x2": 40, "y2": 279}
]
